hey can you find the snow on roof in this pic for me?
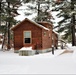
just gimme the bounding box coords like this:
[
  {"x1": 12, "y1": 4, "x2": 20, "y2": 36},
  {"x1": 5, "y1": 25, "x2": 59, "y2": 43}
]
[
  {"x1": 11, "y1": 18, "x2": 49, "y2": 31},
  {"x1": 31, "y1": 20, "x2": 50, "y2": 31}
]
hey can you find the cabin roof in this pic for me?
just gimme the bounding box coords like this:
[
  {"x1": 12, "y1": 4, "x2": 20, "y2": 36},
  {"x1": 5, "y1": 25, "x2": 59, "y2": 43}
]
[
  {"x1": 11, "y1": 18, "x2": 49, "y2": 31},
  {"x1": 38, "y1": 21, "x2": 53, "y2": 27}
]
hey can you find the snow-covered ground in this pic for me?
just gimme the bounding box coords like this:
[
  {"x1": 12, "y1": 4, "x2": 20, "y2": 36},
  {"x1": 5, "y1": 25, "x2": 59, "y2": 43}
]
[{"x1": 0, "y1": 44, "x2": 76, "y2": 74}]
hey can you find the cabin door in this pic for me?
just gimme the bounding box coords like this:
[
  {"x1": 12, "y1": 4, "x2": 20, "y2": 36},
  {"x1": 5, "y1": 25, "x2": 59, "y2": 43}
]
[{"x1": 24, "y1": 31, "x2": 31, "y2": 44}]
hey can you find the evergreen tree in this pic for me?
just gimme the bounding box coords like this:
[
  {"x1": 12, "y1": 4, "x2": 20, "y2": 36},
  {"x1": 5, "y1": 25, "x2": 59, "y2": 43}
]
[
  {"x1": 22, "y1": 0, "x2": 53, "y2": 22},
  {"x1": 52, "y1": 0, "x2": 76, "y2": 44},
  {"x1": 0, "y1": 0, "x2": 21, "y2": 50}
]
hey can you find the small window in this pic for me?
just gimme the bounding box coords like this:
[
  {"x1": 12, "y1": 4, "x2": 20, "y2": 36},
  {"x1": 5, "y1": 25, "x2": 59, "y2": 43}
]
[
  {"x1": 44, "y1": 32, "x2": 47, "y2": 36},
  {"x1": 24, "y1": 31, "x2": 31, "y2": 44}
]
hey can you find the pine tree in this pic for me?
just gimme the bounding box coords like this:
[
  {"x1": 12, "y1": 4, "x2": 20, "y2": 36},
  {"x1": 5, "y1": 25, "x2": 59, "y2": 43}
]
[
  {"x1": 52, "y1": 0, "x2": 76, "y2": 45},
  {"x1": 22, "y1": 0, "x2": 53, "y2": 22},
  {"x1": 0, "y1": 0, "x2": 21, "y2": 50}
]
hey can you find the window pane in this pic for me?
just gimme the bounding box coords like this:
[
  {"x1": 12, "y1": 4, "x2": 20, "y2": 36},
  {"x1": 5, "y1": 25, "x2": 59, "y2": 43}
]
[
  {"x1": 24, "y1": 31, "x2": 31, "y2": 43},
  {"x1": 24, "y1": 31, "x2": 31, "y2": 38},
  {"x1": 25, "y1": 38, "x2": 30, "y2": 43}
]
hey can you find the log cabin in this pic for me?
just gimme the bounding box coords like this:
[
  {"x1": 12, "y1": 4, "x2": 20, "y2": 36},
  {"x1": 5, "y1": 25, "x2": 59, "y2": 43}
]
[{"x1": 11, "y1": 18, "x2": 58, "y2": 53}]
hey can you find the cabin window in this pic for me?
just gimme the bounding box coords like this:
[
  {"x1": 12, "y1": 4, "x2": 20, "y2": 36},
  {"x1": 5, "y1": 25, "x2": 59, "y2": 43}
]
[
  {"x1": 24, "y1": 31, "x2": 31, "y2": 43},
  {"x1": 44, "y1": 32, "x2": 46, "y2": 36}
]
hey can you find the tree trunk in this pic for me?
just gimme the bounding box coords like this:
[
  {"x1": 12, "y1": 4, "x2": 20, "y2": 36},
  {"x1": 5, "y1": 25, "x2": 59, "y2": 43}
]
[
  {"x1": 71, "y1": 14, "x2": 76, "y2": 46},
  {"x1": 2, "y1": 21, "x2": 7, "y2": 50},
  {"x1": 0, "y1": 2, "x2": 1, "y2": 26},
  {"x1": 71, "y1": 0, "x2": 76, "y2": 46},
  {"x1": 2, "y1": 31, "x2": 6, "y2": 50},
  {"x1": 7, "y1": 2, "x2": 11, "y2": 49},
  {"x1": 7, "y1": 22, "x2": 11, "y2": 49},
  {"x1": 37, "y1": 1, "x2": 40, "y2": 21}
]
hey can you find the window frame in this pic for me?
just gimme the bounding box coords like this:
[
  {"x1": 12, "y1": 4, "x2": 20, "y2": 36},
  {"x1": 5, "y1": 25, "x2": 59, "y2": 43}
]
[{"x1": 23, "y1": 31, "x2": 32, "y2": 44}]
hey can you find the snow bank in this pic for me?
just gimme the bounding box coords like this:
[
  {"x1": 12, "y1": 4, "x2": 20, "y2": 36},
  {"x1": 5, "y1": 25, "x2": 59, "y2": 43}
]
[
  {"x1": 33, "y1": 49, "x2": 65, "y2": 58},
  {"x1": 65, "y1": 43, "x2": 76, "y2": 51},
  {"x1": 73, "y1": 50, "x2": 76, "y2": 60},
  {"x1": 66, "y1": 43, "x2": 72, "y2": 47},
  {"x1": 19, "y1": 47, "x2": 35, "y2": 56},
  {"x1": 0, "y1": 48, "x2": 76, "y2": 74},
  {"x1": 72, "y1": 47, "x2": 76, "y2": 63},
  {"x1": 19, "y1": 47, "x2": 32, "y2": 51},
  {"x1": 67, "y1": 46, "x2": 76, "y2": 51},
  {"x1": 66, "y1": 45, "x2": 76, "y2": 63}
]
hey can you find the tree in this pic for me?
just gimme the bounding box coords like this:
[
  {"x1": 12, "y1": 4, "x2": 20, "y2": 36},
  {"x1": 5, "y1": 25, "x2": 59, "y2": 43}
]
[
  {"x1": 0, "y1": 0, "x2": 1, "y2": 26},
  {"x1": 6, "y1": 0, "x2": 22, "y2": 49},
  {"x1": 0, "y1": 0, "x2": 21, "y2": 50},
  {"x1": 52, "y1": 0, "x2": 76, "y2": 45},
  {"x1": 71, "y1": 0, "x2": 76, "y2": 46},
  {"x1": 22, "y1": 0, "x2": 53, "y2": 22}
]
